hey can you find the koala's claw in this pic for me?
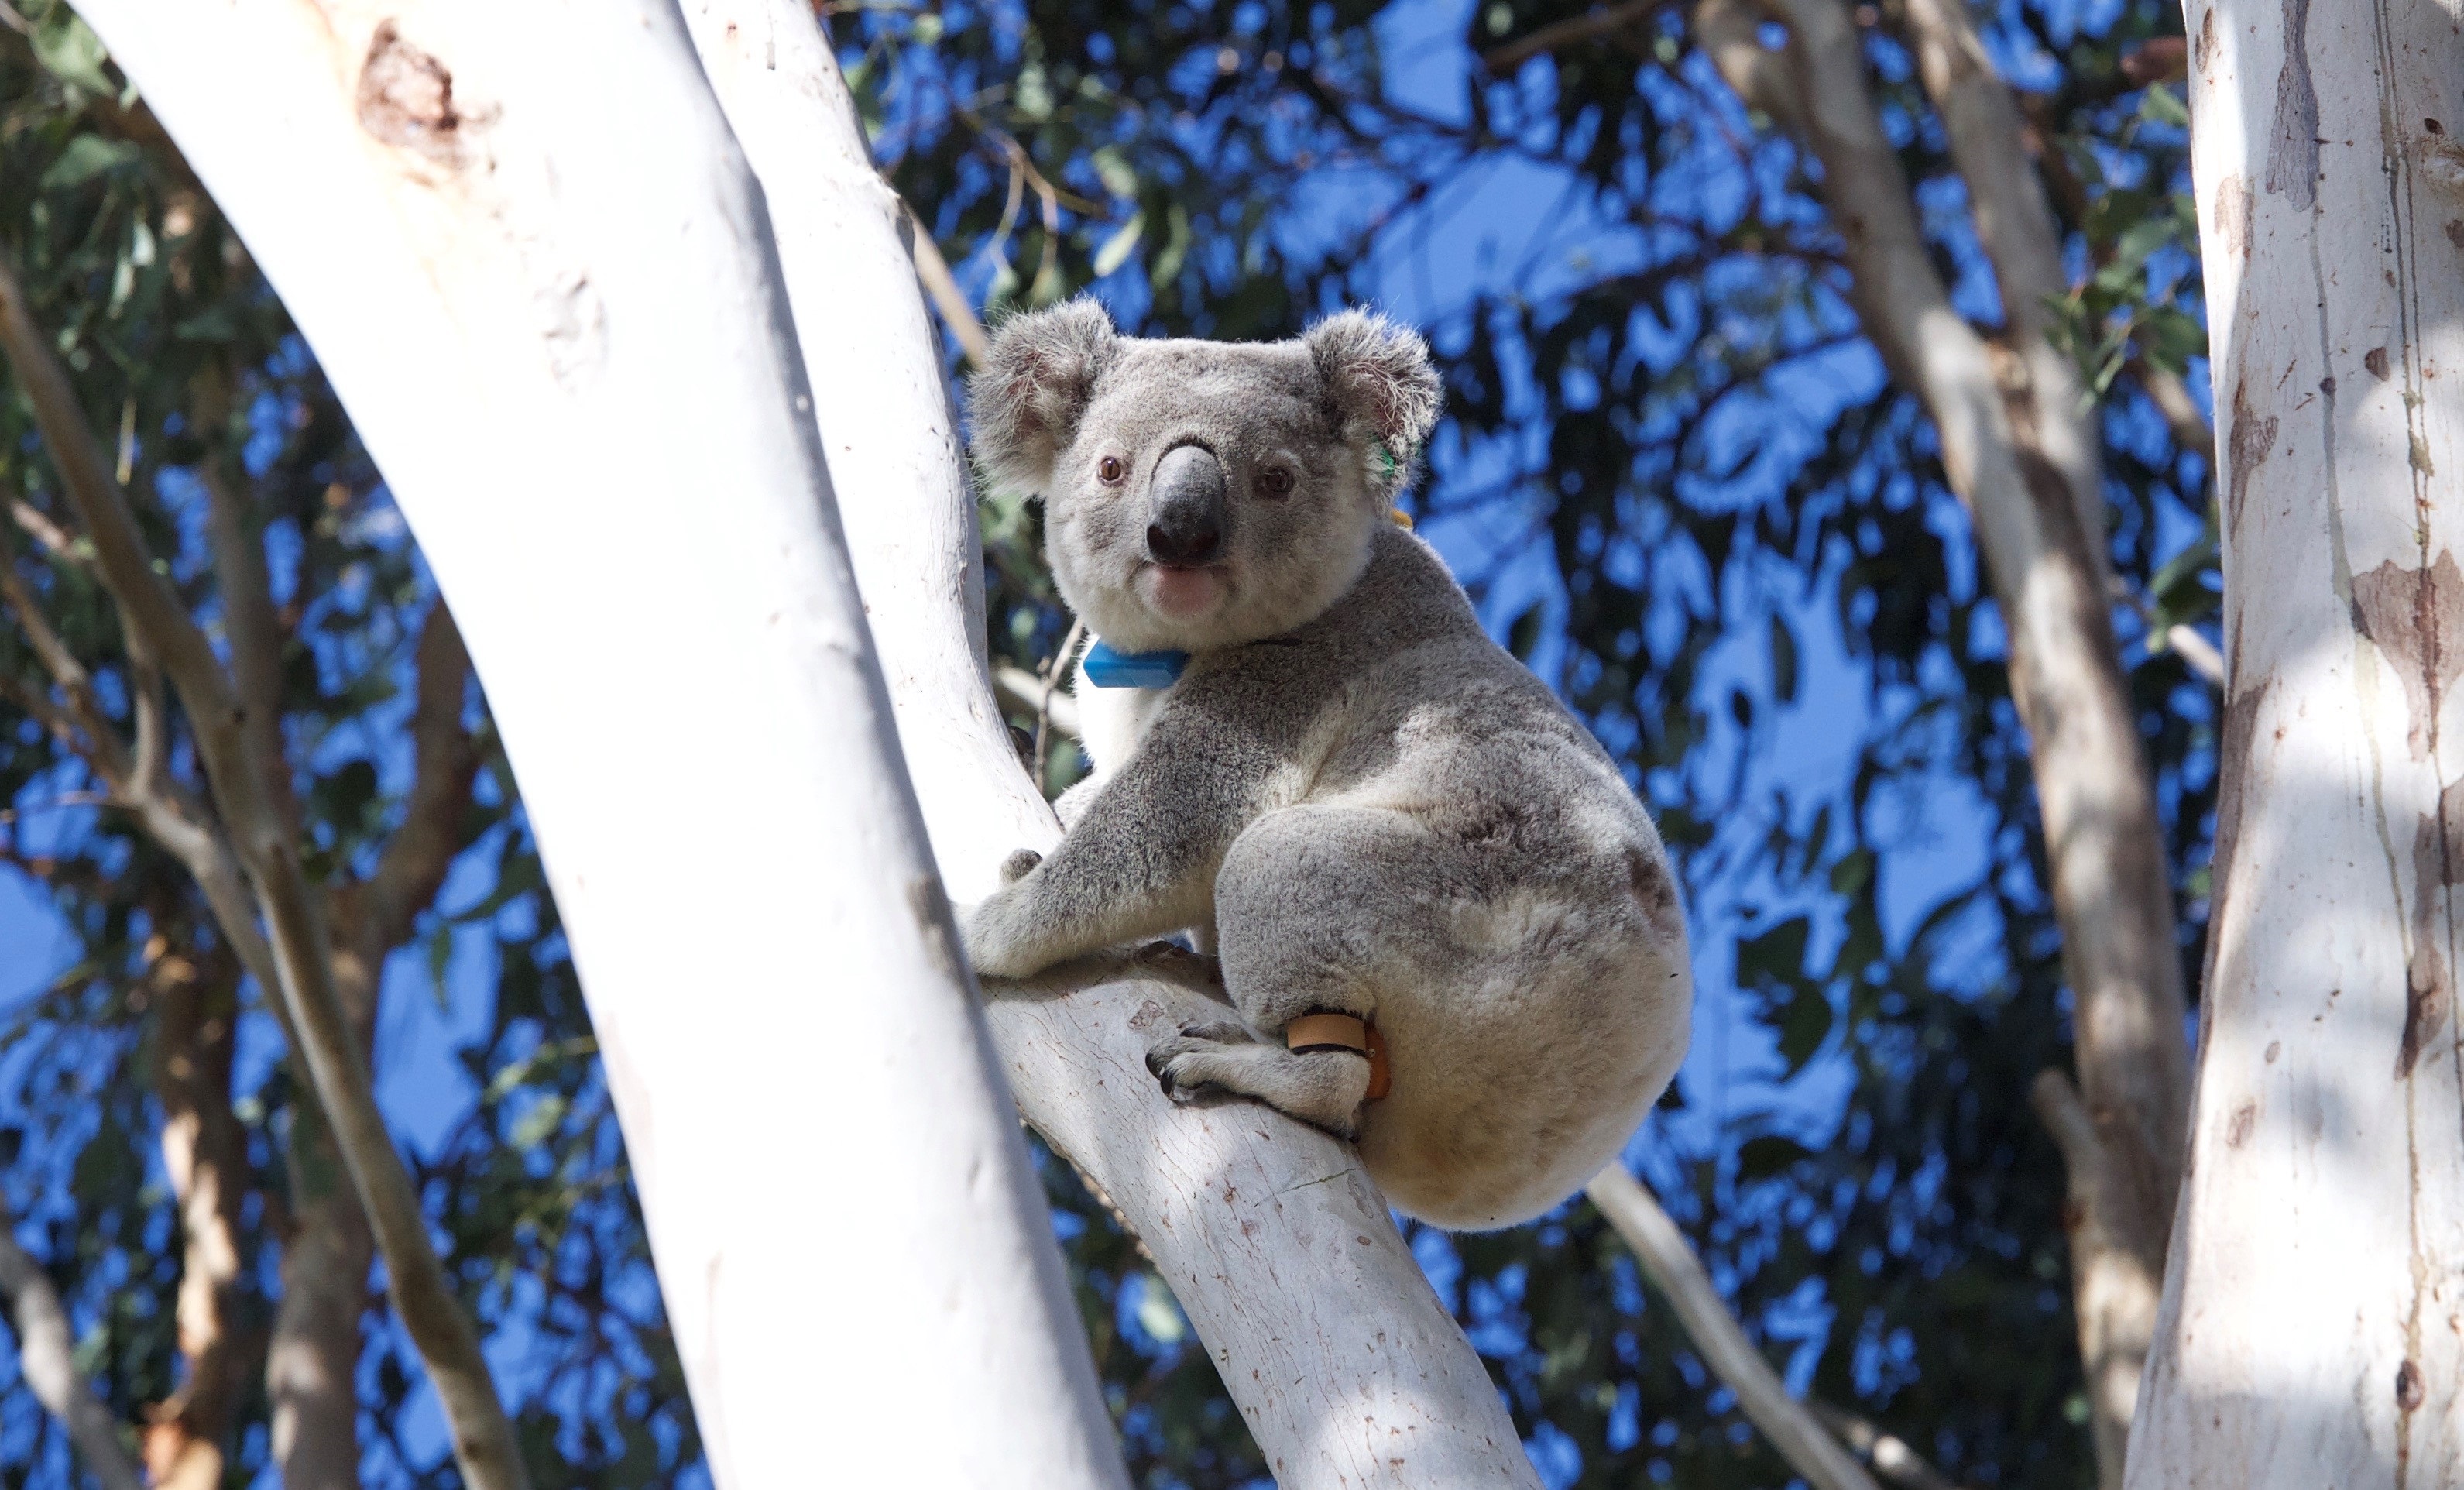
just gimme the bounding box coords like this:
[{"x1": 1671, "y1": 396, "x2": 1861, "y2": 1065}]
[
  {"x1": 999, "y1": 850, "x2": 1043, "y2": 885},
  {"x1": 1144, "y1": 1021, "x2": 1251, "y2": 1101}
]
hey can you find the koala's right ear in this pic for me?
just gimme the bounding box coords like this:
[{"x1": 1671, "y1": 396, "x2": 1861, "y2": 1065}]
[{"x1": 968, "y1": 299, "x2": 1120, "y2": 493}]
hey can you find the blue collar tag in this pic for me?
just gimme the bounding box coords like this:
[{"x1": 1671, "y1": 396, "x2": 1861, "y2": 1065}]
[{"x1": 1081, "y1": 640, "x2": 1189, "y2": 688}]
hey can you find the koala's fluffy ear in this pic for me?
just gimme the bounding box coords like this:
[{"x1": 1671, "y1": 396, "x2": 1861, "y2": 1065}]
[
  {"x1": 969, "y1": 298, "x2": 1120, "y2": 493},
  {"x1": 1306, "y1": 309, "x2": 1443, "y2": 499}
]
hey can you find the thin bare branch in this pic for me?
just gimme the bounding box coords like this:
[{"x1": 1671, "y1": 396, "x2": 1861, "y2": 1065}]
[
  {"x1": 1899, "y1": 0, "x2": 2105, "y2": 545},
  {"x1": 1694, "y1": 0, "x2": 1800, "y2": 131},
  {"x1": 2163, "y1": 624, "x2": 2224, "y2": 688},
  {"x1": 9, "y1": 500, "x2": 81, "y2": 564},
  {"x1": 197, "y1": 456, "x2": 297, "y2": 836},
  {"x1": 0, "y1": 1204, "x2": 146, "y2": 1490},
  {"x1": 2132, "y1": 359, "x2": 2212, "y2": 458},
  {"x1": 1587, "y1": 1165, "x2": 1881, "y2": 1490},
  {"x1": 1481, "y1": 0, "x2": 1665, "y2": 74},
  {"x1": 1028, "y1": 616, "x2": 1083, "y2": 783},
  {"x1": 904, "y1": 202, "x2": 990, "y2": 366},
  {"x1": 993, "y1": 662, "x2": 1080, "y2": 740},
  {"x1": 1810, "y1": 1401, "x2": 1968, "y2": 1490},
  {"x1": 361, "y1": 602, "x2": 477, "y2": 951},
  {"x1": 0, "y1": 252, "x2": 529, "y2": 1490}
]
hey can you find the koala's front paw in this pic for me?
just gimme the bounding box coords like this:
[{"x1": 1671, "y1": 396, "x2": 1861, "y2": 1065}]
[
  {"x1": 1144, "y1": 1021, "x2": 1258, "y2": 1100},
  {"x1": 960, "y1": 888, "x2": 1041, "y2": 980},
  {"x1": 999, "y1": 850, "x2": 1043, "y2": 885}
]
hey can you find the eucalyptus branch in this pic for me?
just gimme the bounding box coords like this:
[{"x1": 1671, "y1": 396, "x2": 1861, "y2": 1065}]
[
  {"x1": 9, "y1": 499, "x2": 81, "y2": 564},
  {"x1": 1587, "y1": 1164, "x2": 1881, "y2": 1490},
  {"x1": 1481, "y1": 0, "x2": 1666, "y2": 74},
  {"x1": 904, "y1": 201, "x2": 990, "y2": 366},
  {"x1": 1693, "y1": 0, "x2": 1800, "y2": 132},
  {"x1": 197, "y1": 460, "x2": 297, "y2": 835},
  {"x1": 363, "y1": 600, "x2": 477, "y2": 953},
  {"x1": 1810, "y1": 1401, "x2": 1968, "y2": 1490},
  {"x1": 0, "y1": 1204, "x2": 146, "y2": 1490}
]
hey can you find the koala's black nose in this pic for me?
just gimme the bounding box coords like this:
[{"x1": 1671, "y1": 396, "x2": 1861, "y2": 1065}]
[{"x1": 1146, "y1": 445, "x2": 1227, "y2": 565}]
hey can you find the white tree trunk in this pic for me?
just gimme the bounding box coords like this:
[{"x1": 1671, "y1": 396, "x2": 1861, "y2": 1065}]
[
  {"x1": 66, "y1": 3, "x2": 1124, "y2": 1485},
  {"x1": 679, "y1": 7, "x2": 1549, "y2": 1485},
  {"x1": 2130, "y1": 5, "x2": 2464, "y2": 1485}
]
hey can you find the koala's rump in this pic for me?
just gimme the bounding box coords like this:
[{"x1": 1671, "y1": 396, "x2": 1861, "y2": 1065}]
[
  {"x1": 1352, "y1": 880, "x2": 1690, "y2": 1229},
  {"x1": 1274, "y1": 696, "x2": 1690, "y2": 1229}
]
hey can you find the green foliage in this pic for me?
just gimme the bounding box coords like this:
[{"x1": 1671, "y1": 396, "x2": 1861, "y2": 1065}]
[{"x1": 0, "y1": 30, "x2": 694, "y2": 1486}]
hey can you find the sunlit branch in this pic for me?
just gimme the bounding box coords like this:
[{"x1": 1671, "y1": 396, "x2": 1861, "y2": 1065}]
[
  {"x1": 363, "y1": 601, "x2": 477, "y2": 952},
  {"x1": 0, "y1": 1203, "x2": 146, "y2": 1490},
  {"x1": 1810, "y1": 1400, "x2": 1970, "y2": 1490},
  {"x1": 1587, "y1": 1163, "x2": 1882, "y2": 1490},
  {"x1": 1481, "y1": 0, "x2": 1667, "y2": 75}
]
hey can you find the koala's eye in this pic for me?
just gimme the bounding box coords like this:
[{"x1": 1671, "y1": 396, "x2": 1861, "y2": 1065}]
[
  {"x1": 1256, "y1": 467, "x2": 1296, "y2": 499},
  {"x1": 1097, "y1": 455, "x2": 1127, "y2": 484}
]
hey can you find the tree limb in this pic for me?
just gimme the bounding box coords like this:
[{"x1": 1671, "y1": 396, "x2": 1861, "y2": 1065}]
[
  {"x1": 2130, "y1": 359, "x2": 2212, "y2": 459},
  {"x1": 364, "y1": 600, "x2": 476, "y2": 953},
  {"x1": 143, "y1": 938, "x2": 260, "y2": 1490},
  {"x1": 1810, "y1": 1400, "x2": 1967, "y2": 1490},
  {"x1": 9, "y1": 499, "x2": 81, "y2": 565},
  {"x1": 0, "y1": 1205, "x2": 146, "y2": 1490},
  {"x1": 2161, "y1": 625, "x2": 2223, "y2": 688},
  {"x1": 1714, "y1": 9, "x2": 2189, "y2": 1481},
  {"x1": 1481, "y1": 0, "x2": 1666, "y2": 75},
  {"x1": 0, "y1": 524, "x2": 291, "y2": 1016},
  {"x1": 1899, "y1": 0, "x2": 2105, "y2": 547},
  {"x1": 0, "y1": 249, "x2": 528, "y2": 1490},
  {"x1": 1587, "y1": 1165, "x2": 1881, "y2": 1490},
  {"x1": 904, "y1": 202, "x2": 990, "y2": 366},
  {"x1": 197, "y1": 455, "x2": 297, "y2": 837},
  {"x1": 993, "y1": 661, "x2": 1080, "y2": 740},
  {"x1": 1695, "y1": 0, "x2": 1800, "y2": 132}
]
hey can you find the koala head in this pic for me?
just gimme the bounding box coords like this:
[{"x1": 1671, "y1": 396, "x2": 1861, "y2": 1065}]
[{"x1": 969, "y1": 300, "x2": 1442, "y2": 653}]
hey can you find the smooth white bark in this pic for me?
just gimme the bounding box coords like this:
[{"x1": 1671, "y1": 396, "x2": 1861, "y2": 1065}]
[
  {"x1": 2131, "y1": 4, "x2": 2464, "y2": 1485},
  {"x1": 681, "y1": 6, "x2": 1548, "y2": 1485},
  {"x1": 67, "y1": 3, "x2": 1123, "y2": 1485}
]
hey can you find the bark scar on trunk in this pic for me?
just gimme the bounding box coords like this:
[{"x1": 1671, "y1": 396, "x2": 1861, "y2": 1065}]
[
  {"x1": 357, "y1": 22, "x2": 463, "y2": 164},
  {"x1": 2225, "y1": 377, "x2": 2277, "y2": 537},
  {"x1": 2351, "y1": 551, "x2": 2464, "y2": 762},
  {"x1": 2263, "y1": 0, "x2": 2318, "y2": 211}
]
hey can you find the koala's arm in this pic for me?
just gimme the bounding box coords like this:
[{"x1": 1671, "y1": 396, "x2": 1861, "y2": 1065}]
[
  {"x1": 1052, "y1": 771, "x2": 1103, "y2": 831},
  {"x1": 966, "y1": 700, "x2": 1278, "y2": 977}
]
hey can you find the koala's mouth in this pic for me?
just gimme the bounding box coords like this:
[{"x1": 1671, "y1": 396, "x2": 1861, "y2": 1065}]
[{"x1": 1137, "y1": 561, "x2": 1230, "y2": 621}]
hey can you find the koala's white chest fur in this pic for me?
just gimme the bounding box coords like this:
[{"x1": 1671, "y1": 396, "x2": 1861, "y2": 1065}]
[{"x1": 1070, "y1": 651, "x2": 1173, "y2": 784}]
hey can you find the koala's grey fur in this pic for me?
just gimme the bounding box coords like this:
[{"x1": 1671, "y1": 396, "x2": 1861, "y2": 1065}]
[{"x1": 964, "y1": 300, "x2": 1691, "y2": 1231}]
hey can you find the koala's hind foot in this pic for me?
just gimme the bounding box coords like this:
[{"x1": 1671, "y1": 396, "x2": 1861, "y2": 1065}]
[{"x1": 1144, "y1": 1021, "x2": 1372, "y2": 1139}]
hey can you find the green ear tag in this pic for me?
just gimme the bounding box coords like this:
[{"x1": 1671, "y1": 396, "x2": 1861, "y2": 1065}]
[{"x1": 1373, "y1": 442, "x2": 1399, "y2": 483}]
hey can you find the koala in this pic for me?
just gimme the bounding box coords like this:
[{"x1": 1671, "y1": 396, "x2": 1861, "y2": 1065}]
[{"x1": 962, "y1": 300, "x2": 1692, "y2": 1231}]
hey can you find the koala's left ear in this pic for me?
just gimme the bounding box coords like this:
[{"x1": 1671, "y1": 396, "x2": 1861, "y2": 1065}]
[
  {"x1": 969, "y1": 298, "x2": 1120, "y2": 494},
  {"x1": 1306, "y1": 309, "x2": 1443, "y2": 498}
]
